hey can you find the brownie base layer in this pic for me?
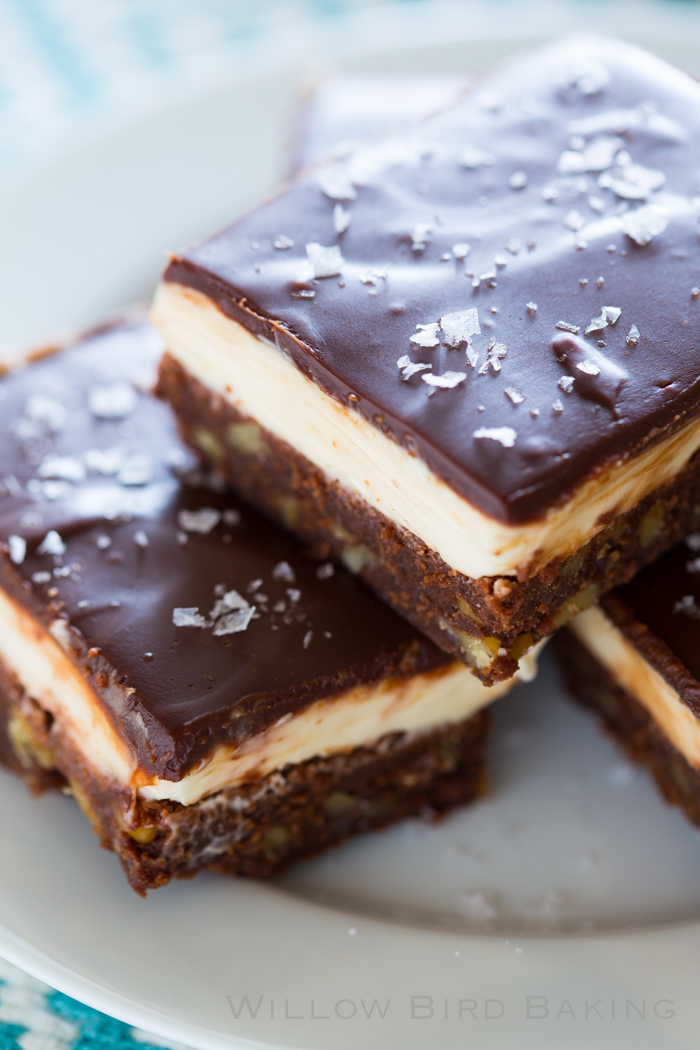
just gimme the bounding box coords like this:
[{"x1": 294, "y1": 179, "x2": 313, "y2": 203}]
[
  {"x1": 554, "y1": 631, "x2": 700, "y2": 827},
  {"x1": 0, "y1": 656, "x2": 489, "y2": 895},
  {"x1": 158, "y1": 352, "x2": 700, "y2": 685}
]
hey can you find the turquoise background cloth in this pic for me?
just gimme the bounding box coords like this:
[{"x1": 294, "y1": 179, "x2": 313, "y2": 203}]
[{"x1": 0, "y1": 957, "x2": 189, "y2": 1050}]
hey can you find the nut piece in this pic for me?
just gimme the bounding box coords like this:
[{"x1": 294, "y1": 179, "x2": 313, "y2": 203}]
[{"x1": 492, "y1": 578, "x2": 514, "y2": 600}]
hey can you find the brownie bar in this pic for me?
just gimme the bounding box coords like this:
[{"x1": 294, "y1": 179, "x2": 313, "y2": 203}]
[
  {"x1": 153, "y1": 36, "x2": 700, "y2": 681},
  {"x1": 159, "y1": 350, "x2": 700, "y2": 682},
  {"x1": 555, "y1": 539, "x2": 700, "y2": 827},
  {"x1": 555, "y1": 631, "x2": 700, "y2": 828},
  {"x1": 0, "y1": 653, "x2": 488, "y2": 893},
  {"x1": 0, "y1": 315, "x2": 507, "y2": 893}
]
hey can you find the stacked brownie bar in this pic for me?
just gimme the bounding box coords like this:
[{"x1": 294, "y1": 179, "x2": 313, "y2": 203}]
[
  {"x1": 151, "y1": 36, "x2": 700, "y2": 832},
  {"x1": 0, "y1": 315, "x2": 523, "y2": 894},
  {"x1": 153, "y1": 35, "x2": 700, "y2": 686},
  {"x1": 5, "y1": 32, "x2": 700, "y2": 893}
]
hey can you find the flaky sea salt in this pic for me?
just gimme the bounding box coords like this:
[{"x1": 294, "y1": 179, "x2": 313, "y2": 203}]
[
  {"x1": 452, "y1": 243, "x2": 471, "y2": 260},
  {"x1": 38, "y1": 454, "x2": 86, "y2": 483},
  {"x1": 333, "y1": 204, "x2": 351, "y2": 234},
  {"x1": 272, "y1": 561, "x2": 296, "y2": 583},
  {"x1": 564, "y1": 210, "x2": 586, "y2": 231},
  {"x1": 473, "y1": 426, "x2": 517, "y2": 447},
  {"x1": 37, "y1": 530, "x2": 66, "y2": 556},
  {"x1": 213, "y1": 607, "x2": 256, "y2": 636},
  {"x1": 172, "y1": 607, "x2": 209, "y2": 628},
  {"x1": 504, "y1": 387, "x2": 525, "y2": 404},
  {"x1": 440, "y1": 308, "x2": 480, "y2": 348},
  {"x1": 177, "y1": 507, "x2": 221, "y2": 534},
  {"x1": 317, "y1": 168, "x2": 356, "y2": 201},
  {"x1": 410, "y1": 223, "x2": 433, "y2": 251},
  {"x1": 459, "y1": 146, "x2": 494, "y2": 169},
  {"x1": 316, "y1": 563, "x2": 335, "y2": 580},
  {"x1": 422, "y1": 371, "x2": 467, "y2": 389},
  {"x1": 24, "y1": 394, "x2": 66, "y2": 432},
  {"x1": 626, "y1": 324, "x2": 640, "y2": 346},
  {"x1": 556, "y1": 321, "x2": 580, "y2": 334},
  {"x1": 306, "y1": 242, "x2": 344, "y2": 278},
  {"x1": 577, "y1": 360, "x2": 601, "y2": 376},
  {"x1": 621, "y1": 204, "x2": 669, "y2": 245},
  {"x1": 8, "y1": 535, "x2": 26, "y2": 565},
  {"x1": 273, "y1": 234, "x2": 294, "y2": 250},
  {"x1": 88, "y1": 382, "x2": 138, "y2": 420},
  {"x1": 508, "y1": 171, "x2": 528, "y2": 190},
  {"x1": 585, "y1": 305, "x2": 622, "y2": 333},
  {"x1": 410, "y1": 322, "x2": 441, "y2": 348},
  {"x1": 558, "y1": 376, "x2": 575, "y2": 393},
  {"x1": 397, "y1": 355, "x2": 432, "y2": 380}
]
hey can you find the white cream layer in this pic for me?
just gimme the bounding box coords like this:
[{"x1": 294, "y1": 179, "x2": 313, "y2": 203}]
[
  {"x1": 0, "y1": 584, "x2": 532, "y2": 806},
  {"x1": 570, "y1": 606, "x2": 700, "y2": 770},
  {"x1": 152, "y1": 282, "x2": 700, "y2": 581}
]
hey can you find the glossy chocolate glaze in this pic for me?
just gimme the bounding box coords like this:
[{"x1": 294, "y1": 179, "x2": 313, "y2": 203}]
[
  {"x1": 289, "y1": 74, "x2": 470, "y2": 173},
  {"x1": 606, "y1": 540, "x2": 700, "y2": 714},
  {"x1": 0, "y1": 318, "x2": 448, "y2": 780},
  {"x1": 166, "y1": 37, "x2": 700, "y2": 525}
]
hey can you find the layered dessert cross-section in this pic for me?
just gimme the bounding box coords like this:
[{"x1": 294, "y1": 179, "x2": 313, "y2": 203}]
[
  {"x1": 0, "y1": 316, "x2": 530, "y2": 894},
  {"x1": 154, "y1": 36, "x2": 700, "y2": 683},
  {"x1": 556, "y1": 542, "x2": 700, "y2": 828}
]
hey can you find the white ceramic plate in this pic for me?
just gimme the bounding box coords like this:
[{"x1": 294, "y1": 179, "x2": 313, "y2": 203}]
[{"x1": 4, "y1": 4, "x2": 700, "y2": 1048}]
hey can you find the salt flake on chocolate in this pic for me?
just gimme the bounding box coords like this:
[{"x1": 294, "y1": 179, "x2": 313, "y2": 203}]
[
  {"x1": 559, "y1": 376, "x2": 575, "y2": 393},
  {"x1": 177, "y1": 507, "x2": 221, "y2": 534},
  {"x1": 38, "y1": 454, "x2": 86, "y2": 483},
  {"x1": 333, "y1": 204, "x2": 351, "y2": 234},
  {"x1": 452, "y1": 243, "x2": 471, "y2": 260},
  {"x1": 411, "y1": 224, "x2": 433, "y2": 251},
  {"x1": 88, "y1": 382, "x2": 138, "y2": 420},
  {"x1": 172, "y1": 607, "x2": 209, "y2": 629},
  {"x1": 626, "y1": 324, "x2": 640, "y2": 347},
  {"x1": 37, "y1": 530, "x2": 66, "y2": 556},
  {"x1": 440, "y1": 308, "x2": 481, "y2": 348},
  {"x1": 557, "y1": 137, "x2": 621, "y2": 176},
  {"x1": 397, "y1": 355, "x2": 432, "y2": 381},
  {"x1": 473, "y1": 426, "x2": 517, "y2": 448},
  {"x1": 585, "y1": 305, "x2": 622, "y2": 333},
  {"x1": 564, "y1": 210, "x2": 586, "y2": 231},
  {"x1": 410, "y1": 323, "x2": 441, "y2": 348},
  {"x1": 674, "y1": 595, "x2": 700, "y2": 620},
  {"x1": 504, "y1": 387, "x2": 526, "y2": 404},
  {"x1": 8, "y1": 535, "x2": 26, "y2": 565},
  {"x1": 273, "y1": 235, "x2": 294, "y2": 250},
  {"x1": 422, "y1": 371, "x2": 467, "y2": 389},
  {"x1": 272, "y1": 561, "x2": 296, "y2": 583},
  {"x1": 556, "y1": 321, "x2": 580, "y2": 334},
  {"x1": 577, "y1": 360, "x2": 601, "y2": 376},
  {"x1": 599, "y1": 159, "x2": 665, "y2": 200},
  {"x1": 621, "y1": 204, "x2": 669, "y2": 245},
  {"x1": 317, "y1": 168, "x2": 357, "y2": 201},
  {"x1": 306, "y1": 242, "x2": 344, "y2": 279},
  {"x1": 459, "y1": 146, "x2": 494, "y2": 169}
]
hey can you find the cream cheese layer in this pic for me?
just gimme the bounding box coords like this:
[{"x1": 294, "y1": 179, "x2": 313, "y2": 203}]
[
  {"x1": 570, "y1": 606, "x2": 700, "y2": 771},
  {"x1": 153, "y1": 282, "x2": 700, "y2": 581},
  {"x1": 0, "y1": 585, "x2": 534, "y2": 806}
]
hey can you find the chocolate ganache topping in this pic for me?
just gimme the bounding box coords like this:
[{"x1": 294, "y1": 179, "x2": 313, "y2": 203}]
[
  {"x1": 0, "y1": 318, "x2": 447, "y2": 780},
  {"x1": 166, "y1": 36, "x2": 700, "y2": 525}
]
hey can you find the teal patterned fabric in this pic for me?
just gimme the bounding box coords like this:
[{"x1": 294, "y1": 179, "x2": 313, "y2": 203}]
[
  {"x1": 0, "y1": 0, "x2": 407, "y2": 181},
  {"x1": 0, "y1": 958, "x2": 188, "y2": 1050}
]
